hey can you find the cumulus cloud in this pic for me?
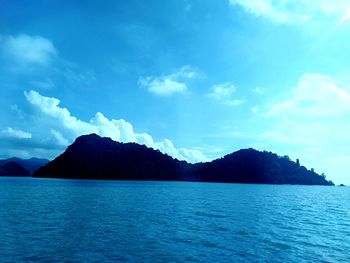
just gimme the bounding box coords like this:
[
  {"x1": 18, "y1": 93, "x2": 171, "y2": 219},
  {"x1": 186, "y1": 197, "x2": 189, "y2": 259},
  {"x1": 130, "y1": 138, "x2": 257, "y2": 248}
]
[
  {"x1": 24, "y1": 90, "x2": 207, "y2": 163},
  {"x1": 264, "y1": 73, "x2": 350, "y2": 146},
  {"x1": 206, "y1": 82, "x2": 245, "y2": 106},
  {"x1": 1, "y1": 34, "x2": 57, "y2": 66},
  {"x1": 50, "y1": 129, "x2": 69, "y2": 146},
  {"x1": 139, "y1": 65, "x2": 198, "y2": 96},
  {"x1": 24, "y1": 90, "x2": 97, "y2": 136},
  {"x1": 178, "y1": 147, "x2": 207, "y2": 163},
  {"x1": 0, "y1": 127, "x2": 32, "y2": 139},
  {"x1": 229, "y1": 0, "x2": 350, "y2": 23},
  {"x1": 259, "y1": 73, "x2": 350, "y2": 183},
  {"x1": 266, "y1": 73, "x2": 350, "y2": 118}
]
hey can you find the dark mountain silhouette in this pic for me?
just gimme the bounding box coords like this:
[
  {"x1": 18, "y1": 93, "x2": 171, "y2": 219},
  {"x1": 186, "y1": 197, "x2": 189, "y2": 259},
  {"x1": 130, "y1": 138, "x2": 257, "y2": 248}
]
[
  {"x1": 33, "y1": 134, "x2": 333, "y2": 185},
  {"x1": 33, "y1": 134, "x2": 184, "y2": 180},
  {"x1": 0, "y1": 157, "x2": 48, "y2": 175},
  {"x1": 0, "y1": 161, "x2": 31, "y2": 177},
  {"x1": 196, "y1": 150, "x2": 332, "y2": 185}
]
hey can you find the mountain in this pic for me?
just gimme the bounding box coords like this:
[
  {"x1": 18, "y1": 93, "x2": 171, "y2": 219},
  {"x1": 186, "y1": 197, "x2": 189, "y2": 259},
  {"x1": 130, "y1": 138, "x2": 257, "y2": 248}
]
[
  {"x1": 33, "y1": 134, "x2": 185, "y2": 180},
  {"x1": 196, "y1": 149, "x2": 332, "y2": 185},
  {"x1": 0, "y1": 157, "x2": 49, "y2": 174},
  {"x1": 0, "y1": 162, "x2": 31, "y2": 177},
  {"x1": 33, "y1": 134, "x2": 334, "y2": 185}
]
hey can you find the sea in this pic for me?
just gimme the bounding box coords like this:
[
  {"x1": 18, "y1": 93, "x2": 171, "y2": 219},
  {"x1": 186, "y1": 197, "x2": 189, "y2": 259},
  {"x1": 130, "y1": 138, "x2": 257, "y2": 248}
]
[{"x1": 0, "y1": 177, "x2": 349, "y2": 262}]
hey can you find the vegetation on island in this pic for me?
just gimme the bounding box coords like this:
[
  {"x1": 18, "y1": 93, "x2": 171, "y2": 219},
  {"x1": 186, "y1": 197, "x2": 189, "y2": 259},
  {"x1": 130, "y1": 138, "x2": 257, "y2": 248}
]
[{"x1": 33, "y1": 134, "x2": 334, "y2": 185}]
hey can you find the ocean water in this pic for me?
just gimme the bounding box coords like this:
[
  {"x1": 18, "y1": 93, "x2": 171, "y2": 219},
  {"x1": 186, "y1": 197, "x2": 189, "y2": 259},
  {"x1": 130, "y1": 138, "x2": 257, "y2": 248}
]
[{"x1": 0, "y1": 177, "x2": 349, "y2": 262}]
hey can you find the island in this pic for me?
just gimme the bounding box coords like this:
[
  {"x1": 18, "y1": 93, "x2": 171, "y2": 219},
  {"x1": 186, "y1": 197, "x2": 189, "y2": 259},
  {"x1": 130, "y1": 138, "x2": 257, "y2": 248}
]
[
  {"x1": 33, "y1": 134, "x2": 333, "y2": 185},
  {"x1": 0, "y1": 158, "x2": 48, "y2": 177},
  {"x1": 0, "y1": 162, "x2": 31, "y2": 177}
]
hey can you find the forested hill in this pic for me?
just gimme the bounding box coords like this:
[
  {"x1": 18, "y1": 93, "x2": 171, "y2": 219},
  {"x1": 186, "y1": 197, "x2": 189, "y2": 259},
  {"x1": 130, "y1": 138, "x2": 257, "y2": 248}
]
[
  {"x1": 196, "y1": 149, "x2": 332, "y2": 185},
  {"x1": 33, "y1": 134, "x2": 183, "y2": 181},
  {"x1": 33, "y1": 134, "x2": 334, "y2": 185}
]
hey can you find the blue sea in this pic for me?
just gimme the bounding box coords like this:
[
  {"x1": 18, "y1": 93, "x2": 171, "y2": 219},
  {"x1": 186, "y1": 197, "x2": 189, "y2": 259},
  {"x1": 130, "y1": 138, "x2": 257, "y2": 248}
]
[{"x1": 0, "y1": 177, "x2": 349, "y2": 262}]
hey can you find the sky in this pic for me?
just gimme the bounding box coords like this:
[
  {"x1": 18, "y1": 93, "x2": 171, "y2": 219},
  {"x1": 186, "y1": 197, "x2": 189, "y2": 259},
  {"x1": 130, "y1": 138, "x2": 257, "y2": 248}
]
[{"x1": 1, "y1": 0, "x2": 350, "y2": 184}]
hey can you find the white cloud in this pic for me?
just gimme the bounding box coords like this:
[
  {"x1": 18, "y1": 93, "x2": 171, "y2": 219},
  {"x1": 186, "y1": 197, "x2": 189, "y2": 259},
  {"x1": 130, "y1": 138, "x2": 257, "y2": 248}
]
[
  {"x1": 229, "y1": 0, "x2": 350, "y2": 23},
  {"x1": 24, "y1": 90, "x2": 207, "y2": 163},
  {"x1": 267, "y1": 73, "x2": 350, "y2": 118},
  {"x1": 207, "y1": 82, "x2": 245, "y2": 106},
  {"x1": 252, "y1": 87, "x2": 265, "y2": 95},
  {"x1": 141, "y1": 78, "x2": 187, "y2": 96},
  {"x1": 50, "y1": 129, "x2": 69, "y2": 146},
  {"x1": 91, "y1": 113, "x2": 137, "y2": 143},
  {"x1": 264, "y1": 73, "x2": 350, "y2": 146},
  {"x1": 90, "y1": 112, "x2": 121, "y2": 141},
  {"x1": 0, "y1": 127, "x2": 32, "y2": 139},
  {"x1": 156, "y1": 139, "x2": 183, "y2": 159},
  {"x1": 260, "y1": 73, "x2": 350, "y2": 183},
  {"x1": 1, "y1": 34, "x2": 57, "y2": 66},
  {"x1": 24, "y1": 90, "x2": 96, "y2": 136},
  {"x1": 139, "y1": 65, "x2": 198, "y2": 96},
  {"x1": 207, "y1": 82, "x2": 236, "y2": 100},
  {"x1": 178, "y1": 148, "x2": 208, "y2": 163},
  {"x1": 136, "y1": 133, "x2": 156, "y2": 148},
  {"x1": 227, "y1": 99, "x2": 246, "y2": 106}
]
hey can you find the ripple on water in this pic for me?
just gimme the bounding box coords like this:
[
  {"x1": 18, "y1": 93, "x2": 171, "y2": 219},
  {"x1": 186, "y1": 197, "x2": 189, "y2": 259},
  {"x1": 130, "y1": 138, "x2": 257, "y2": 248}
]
[{"x1": 0, "y1": 179, "x2": 349, "y2": 262}]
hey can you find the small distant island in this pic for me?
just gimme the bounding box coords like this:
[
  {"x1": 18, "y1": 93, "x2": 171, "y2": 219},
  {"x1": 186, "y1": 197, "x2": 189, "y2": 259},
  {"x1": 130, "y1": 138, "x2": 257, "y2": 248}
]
[
  {"x1": 31, "y1": 134, "x2": 333, "y2": 185},
  {"x1": 0, "y1": 158, "x2": 48, "y2": 177}
]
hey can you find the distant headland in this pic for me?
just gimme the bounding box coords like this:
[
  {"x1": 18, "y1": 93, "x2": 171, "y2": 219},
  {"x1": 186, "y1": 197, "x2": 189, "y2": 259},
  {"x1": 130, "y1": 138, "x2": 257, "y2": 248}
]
[
  {"x1": 29, "y1": 134, "x2": 333, "y2": 185},
  {"x1": 0, "y1": 158, "x2": 48, "y2": 177}
]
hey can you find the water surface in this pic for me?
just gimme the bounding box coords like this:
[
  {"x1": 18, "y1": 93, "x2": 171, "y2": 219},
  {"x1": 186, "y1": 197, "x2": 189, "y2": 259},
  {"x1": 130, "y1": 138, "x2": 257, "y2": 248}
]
[{"x1": 0, "y1": 177, "x2": 349, "y2": 262}]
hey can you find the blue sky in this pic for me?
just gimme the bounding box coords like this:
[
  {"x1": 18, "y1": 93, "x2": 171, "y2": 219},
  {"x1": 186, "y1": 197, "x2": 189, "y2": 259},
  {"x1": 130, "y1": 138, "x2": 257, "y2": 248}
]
[{"x1": 1, "y1": 0, "x2": 350, "y2": 184}]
